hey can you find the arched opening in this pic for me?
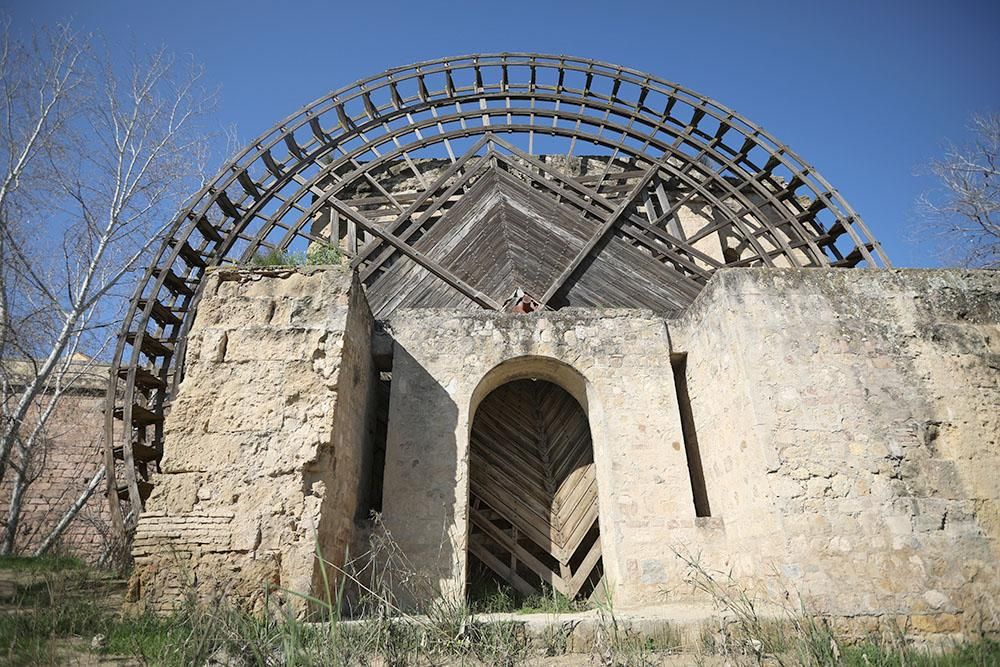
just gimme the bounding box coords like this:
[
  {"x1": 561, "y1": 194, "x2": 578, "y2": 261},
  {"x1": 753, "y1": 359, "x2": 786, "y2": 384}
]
[{"x1": 467, "y1": 377, "x2": 602, "y2": 607}]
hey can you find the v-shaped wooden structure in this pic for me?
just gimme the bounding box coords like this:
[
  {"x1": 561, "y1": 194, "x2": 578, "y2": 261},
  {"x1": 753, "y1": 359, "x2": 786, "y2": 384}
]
[
  {"x1": 103, "y1": 54, "x2": 889, "y2": 534},
  {"x1": 469, "y1": 380, "x2": 601, "y2": 599}
]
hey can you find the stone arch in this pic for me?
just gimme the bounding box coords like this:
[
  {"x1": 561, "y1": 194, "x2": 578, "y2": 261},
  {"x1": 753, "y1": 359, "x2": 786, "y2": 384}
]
[{"x1": 466, "y1": 356, "x2": 606, "y2": 601}]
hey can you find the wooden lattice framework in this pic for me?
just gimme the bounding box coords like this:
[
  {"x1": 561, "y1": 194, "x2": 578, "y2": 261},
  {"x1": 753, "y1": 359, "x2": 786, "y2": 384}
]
[
  {"x1": 470, "y1": 380, "x2": 600, "y2": 599},
  {"x1": 103, "y1": 53, "x2": 890, "y2": 533}
]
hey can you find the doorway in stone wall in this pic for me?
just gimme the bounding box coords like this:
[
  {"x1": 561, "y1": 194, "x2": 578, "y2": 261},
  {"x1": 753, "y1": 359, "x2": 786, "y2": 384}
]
[{"x1": 467, "y1": 378, "x2": 602, "y2": 606}]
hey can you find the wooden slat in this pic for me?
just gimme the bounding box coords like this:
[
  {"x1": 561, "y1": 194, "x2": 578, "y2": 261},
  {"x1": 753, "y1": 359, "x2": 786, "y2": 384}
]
[
  {"x1": 566, "y1": 539, "x2": 603, "y2": 598},
  {"x1": 154, "y1": 268, "x2": 193, "y2": 296},
  {"x1": 194, "y1": 214, "x2": 223, "y2": 244},
  {"x1": 113, "y1": 403, "x2": 163, "y2": 427},
  {"x1": 470, "y1": 507, "x2": 565, "y2": 594},
  {"x1": 117, "y1": 480, "x2": 153, "y2": 502},
  {"x1": 117, "y1": 366, "x2": 165, "y2": 390},
  {"x1": 125, "y1": 333, "x2": 174, "y2": 358},
  {"x1": 137, "y1": 299, "x2": 182, "y2": 327},
  {"x1": 113, "y1": 443, "x2": 161, "y2": 463},
  {"x1": 469, "y1": 378, "x2": 601, "y2": 597},
  {"x1": 168, "y1": 239, "x2": 207, "y2": 268},
  {"x1": 469, "y1": 538, "x2": 539, "y2": 598},
  {"x1": 325, "y1": 196, "x2": 502, "y2": 310},
  {"x1": 540, "y1": 162, "x2": 661, "y2": 304}
]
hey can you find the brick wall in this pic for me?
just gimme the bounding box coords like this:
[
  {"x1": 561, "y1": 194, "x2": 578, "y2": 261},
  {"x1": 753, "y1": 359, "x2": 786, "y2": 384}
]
[{"x1": 0, "y1": 365, "x2": 112, "y2": 561}]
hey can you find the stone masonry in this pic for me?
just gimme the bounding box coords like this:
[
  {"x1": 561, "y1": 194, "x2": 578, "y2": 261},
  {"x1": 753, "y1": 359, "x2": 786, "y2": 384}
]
[
  {"x1": 131, "y1": 266, "x2": 376, "y2": 612},
  {"x1": 381, "y1": 269, "x2": 999, "y2": 635},
  {"x1": 670, "y1": 269, "x2": 999, "y2": 635},
  {"x1": 382, "y1": 308, "x2": 690, "y2": 607},
  {"x1": 131, "y1": 266, "x2": 999, "y2": 637}
]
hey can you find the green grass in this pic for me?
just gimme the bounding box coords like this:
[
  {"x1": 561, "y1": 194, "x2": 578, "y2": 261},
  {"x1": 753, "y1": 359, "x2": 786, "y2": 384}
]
[
  {"x1": 841, "y1": 639, "x2": 1000, "y2": 667},
  {"x1": 0, "y1": 593, "x2": 109, "y2": 665},
  {"x1": 102, "y1": 613, "x2": 183, "y2": 661},
  {"x1": 2, "y1": 554, "x2": 999, "y2": 666},
  {"x1": 467, "y1": 574, "x2": 588, "y2": 614},
  {"x1": 0, "y1": 555, "x2": 85, "y2": 572},
  {"x1": 518, "y1": 587, "x2": 582, "y2": 614}
]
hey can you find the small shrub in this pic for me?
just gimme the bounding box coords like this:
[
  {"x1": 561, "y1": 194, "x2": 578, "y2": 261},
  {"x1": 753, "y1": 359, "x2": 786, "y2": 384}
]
[
  {"x1": 245, "y1": 243, "x2": 343, "y2": 268},
  {"x1": 306, "y1": 243, "x2": 344, "y2": 265},
  {"x1": 248, "y1": 248, "x2": 303, "y2": 267}
]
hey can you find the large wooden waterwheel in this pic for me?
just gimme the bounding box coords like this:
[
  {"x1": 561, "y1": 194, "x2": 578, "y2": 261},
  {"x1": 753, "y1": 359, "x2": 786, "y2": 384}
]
[{"x1": 102, "y1": 53, "x2": 889, "y2": 535}]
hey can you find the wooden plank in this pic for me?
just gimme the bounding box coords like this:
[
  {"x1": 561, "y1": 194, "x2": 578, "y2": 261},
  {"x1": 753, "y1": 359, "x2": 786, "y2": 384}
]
[
  {"x1": 468, "y1": 538, "x2": 539, "y2": 598},
  {"x1": 118, "y1": 366, "x2": 166, "y2": 391},
  {"x1": 353, "y1": 133, "x2": 494, "y2": 269},
  {"x1": 471, "y1": 508, "x2": 566, "y2": 595},
  {"x1": 324, "y1": 196, "x2": 502, "y2": 310},
  {"x1": 566, "y1": 539, "x2": 602, "y2": 598},
  {"x1": 469, "y1": 378, "x2": 603, "y2": 597},
  {"x1": 113, "y1": 403, "x2": 162, "y2": 427}
]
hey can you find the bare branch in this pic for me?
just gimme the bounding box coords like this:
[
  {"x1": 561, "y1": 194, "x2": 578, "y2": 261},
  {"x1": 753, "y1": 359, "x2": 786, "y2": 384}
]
[
  {"x1": 919, "y1": 112, "x2": 1000, "y2": 268},
  {"x1": 0, "y1": 17, "x2": 216, "y2": 555}
]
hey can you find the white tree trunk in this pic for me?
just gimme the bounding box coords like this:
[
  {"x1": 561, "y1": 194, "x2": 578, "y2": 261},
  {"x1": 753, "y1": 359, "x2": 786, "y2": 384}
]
[
  {"x1": 32, "y1": 467, "x2": 105, "y2": 557},
  {"x1": 0, "y1": 20, "x2": 213, "y2": 555}
]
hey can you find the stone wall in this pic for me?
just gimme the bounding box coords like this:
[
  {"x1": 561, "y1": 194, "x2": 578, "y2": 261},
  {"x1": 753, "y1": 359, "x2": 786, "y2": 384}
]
[
  {"x1": 669, "y1": 269, "x2": 1000, "y2": 635},
  {"x1": 130, "y1": 266, "x2": 376, "y2": 612},
  {"x1": 126, "y1": 266, "x2": 998, "y2": 636},
  {"x1": 381, "y1": 309, "x2": 701, "y2": 607},
  {"x1": 380, "y1": 269, "x2": 999, "y2": 636}
]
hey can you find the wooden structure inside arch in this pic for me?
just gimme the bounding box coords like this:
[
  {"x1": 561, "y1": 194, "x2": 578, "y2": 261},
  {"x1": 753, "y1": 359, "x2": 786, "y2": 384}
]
[
  {"x1": 469, "y1": 379, "x2": 601, "y2": 599},
  {"x1": 103, "y1": 53, "x2": 889, "y2": 534}
]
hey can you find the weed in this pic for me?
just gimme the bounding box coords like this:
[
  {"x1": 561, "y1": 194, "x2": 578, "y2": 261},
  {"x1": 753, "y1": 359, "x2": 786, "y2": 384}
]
[
  {"x1": 306, "y1": 243, "x2": 344, "y2": 265},
  {"x1": 4, "y1": 540, "x2": 999, "y2": 666},
  {"x1": 841, "y1": 637, "x2": 1000, "y2": 666},
  {"x1": 246, "y1": 243, "x2": 343, "y2": 268},
  {"x1": 519, "y1": 586, "x2": 583, "y2": 614},
  {"x1": 248, "y1": 247, "x2": 301, "y2": 266},
  {"x1": 589, "y1": 578, "x2": 663, "y2": 667},
  {"x1": 467, "y1": 575, "x2": 589, "y2": 614}
]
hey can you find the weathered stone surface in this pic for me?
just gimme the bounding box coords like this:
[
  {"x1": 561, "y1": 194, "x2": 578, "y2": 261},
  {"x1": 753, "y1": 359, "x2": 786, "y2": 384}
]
[
  {"x1": 130, "y1": 266, "x2": 998, "y2": 638},
  {"x1": 379, "y1": 268, "x2": 998, "y2": 636},
  {"x1": 669, "y1": 268, "x2": 999, "y2": 635},
  {"x1": 382, "y1": 308, "x2": 690, "y2": 608},
  {"x1": 130, "y1": 266, "x2": 376, "y2": 614}
]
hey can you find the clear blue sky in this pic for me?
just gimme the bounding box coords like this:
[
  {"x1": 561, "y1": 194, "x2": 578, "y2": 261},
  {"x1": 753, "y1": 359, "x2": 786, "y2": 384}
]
[{"x1": 6, "y1": 0, "x2": 998, "y2": 267}]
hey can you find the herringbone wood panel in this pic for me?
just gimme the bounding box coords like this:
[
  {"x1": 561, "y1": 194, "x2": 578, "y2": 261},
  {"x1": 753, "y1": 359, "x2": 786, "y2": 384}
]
[{"x1": 469, "y1": 379, "x2": 601, "y2": 598}]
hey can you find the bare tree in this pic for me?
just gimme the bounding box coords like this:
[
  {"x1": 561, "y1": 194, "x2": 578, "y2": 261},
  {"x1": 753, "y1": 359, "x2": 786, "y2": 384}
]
[
  {"x1": 920, "y1": 113, "x2": 1000, "y2": 268},
  {"x1": 0, "y1": 17, "x2": 215, "y2": 555}
]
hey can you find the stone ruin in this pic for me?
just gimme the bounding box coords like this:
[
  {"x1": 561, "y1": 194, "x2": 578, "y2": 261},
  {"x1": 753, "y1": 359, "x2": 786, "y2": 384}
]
[
  {"x1": 95, "y1": 55, "x2": 997, "y2": 639},
  {"x1": 130, "y1": 265, "x2": 999, "y2": 639}
]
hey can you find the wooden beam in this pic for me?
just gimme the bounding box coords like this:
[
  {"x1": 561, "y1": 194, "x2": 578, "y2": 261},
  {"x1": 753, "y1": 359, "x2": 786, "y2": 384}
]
[
  {"x1": 566, "y1": 539, "x2": 602, "y2": 598},
  {"x1": 489, "y1": 149, "x2": 713, "y2": 291},
  {"x1": 357, "y1": 153, "x2": 494, "y2": 282},
  {"x1": 351, "y1": 133, "x2": 495, "y2": 269},
  {"x1": 471, "y1": 507, "x2": 567, "y2": 595},
  {"x1": 469, "y1": 538, "x2": 539, "y2": 598},
  {"x1": 324, "y1": 197, "x2": 502, "y2": 310},
  {"x1": 539, "y1": 162, "x2": 662, "y2": 305}
]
